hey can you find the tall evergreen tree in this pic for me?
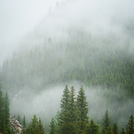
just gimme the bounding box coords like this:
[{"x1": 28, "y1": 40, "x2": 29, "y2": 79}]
[
  {"x1": 59, "y1": 85, "x2": 70, "y2": 134},
  {"x1": 68, "y1": 86, "x2": 79, "y2": 134},
  {"x1": 4, "y1": 90, "x2": 10, "y2": 132},
  {"x1": 49, "y1": 118, "x2": 55, "y2": 134},
  {"x1": 77, "y1": 85, "x2": 89, "y2": 134},
  {"x1": 120, "y1": 128, "x2": 125, "y2": 134},
  {"x1": 126, "y1": 114, "x2": 134, "y2": 134},
  {"x1": 102, "y1": 110, "x2": 111, "y2": 131},
  {"x1": 106, "y1": 126, "x2": 113, "y2": 134},
  {"x1": 17, "y1": 114, "x2": 21, "y2": 124},
  {"x1": 0, "y1": 84, "x2": 4, "y2": 132},
  {"x1": 101, "y1": 126, "x2": 106, "y2": 134},
  {"x1": 112, "y1": 123, "x2": 118, "y2": 134},
  {"x1": 37, "y1": 118, "x2": 45, "y2": 134}
]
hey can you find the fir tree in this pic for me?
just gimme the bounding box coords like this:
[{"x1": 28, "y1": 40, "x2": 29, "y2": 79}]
[
  {"x1": 68, "y1": 86, "x2": 79, "y2": 134},
  {"x1": 0, "y1": 86, "x2": 4, "y2": 132},
  {"x1": 59, "y1": 85, "x2": 70, "y2": 134},
  {"x1": 126, "y1": 114, "x2": 134, "y2": 134},
  {"x1": 106, "y1": 126, "x2": 113, "y2": 134},
  {"x1": 37, "y1": 118, "x2": 45, "y2": 134},
  {"x1": 101, "y1": 126, "x2": 106, "y2": 134},
  {"x1": 112, "y1": 123, "x2": 118, "y2": 134},
  {"x1": 17, "y1": 114, "x2": 21, "y2": 124},
  {"x1": 4, "y1": 90, "x2": 10, "y2": 132},
  {"x1": 22, "y1": 115, "x2": 26, "y2": 133},
  {"x1": 49, "y1": 118, "x2": 55, "y2": 134},
  {"x1": 102, "y1": 110, "x2": 111, "y2": 131},
  {"x1": 120, "y1": 128, "x2": 125, "y2": 134},
  {"x1": 77, "y1": 85, "x2": 89, "y2": 134},
  {"x1": 85, "y1": 119, "x2": 99, "y2": 134}
]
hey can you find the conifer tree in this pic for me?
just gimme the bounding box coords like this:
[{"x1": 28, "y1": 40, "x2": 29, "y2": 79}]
[
  {"x1": 106, "y1": 126, "x2": 113, "y2": 134},
  {"x1": 126, "y1": 114, "x2": 134, "y2": 134},
  {"x1": 77, "y1": 85, "x2": 89, "y2": 134},
  {"x1": 27, "y1": 114, "x2": 39, "y2": 133},
  {"x1": 112, "y1": 123, "x2": 118, "y2": 134},
  {"x1": 23, "y1": 115, "x2": 26, "y2": 128},
  {"x1": 0, "y1": 86, "x2": 4, "y2": 132},
  {"x1": 37, "y1": 118, "x2": 45, "y2": 134},
  {"x1": 120, "y1": 128, "x2": 125, "y2": 134},
  {"x1": 68, "y1": 86, "x2": 79, "y2": 134},
  {"x1": 49, "y1": 118, "x2": 55, "y2": 134},
  {"x1": 4, "y1": 90, "x2": 10, "y2": 132},
  {"x1": 101, "y1": 126, "x2": 106, "y2": 134},
  {"x1": 102, "y1": 110, "x2": 111, "y2": 131},
  {"x1": 17, "y1": 114, "x2": 21, "y2": 124},
  {"x1": 59, "y1": 85, "x2": 70, "y2": 134},
  {"x1": 85, "y1": 119, "x2": 99, "y2": 134}
]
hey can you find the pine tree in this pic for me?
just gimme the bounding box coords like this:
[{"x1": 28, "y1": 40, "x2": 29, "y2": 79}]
[
  {"x1": 17, "y1": 114, "x2": 21, "y2": 124},
  {"x1": 59, "y1": 85, "x2": 70, "y2": 134},
  {"x1": 85, "y1": 119, "x2": 99, "y2": 134},
  {"x1": 120, "y1": 128, "x2": 125, "y2": 134},
  {"x1": 126, "y1": 114, "x2": 134, "y2": 134},
  {"x1": 101, "y1": 126, "x2": 106, "y2": 134},
  {"x1": 77, "y1": 85, "x2": 89, "y2": 134},
  {"x1": 49, "y1": 118, "x2": 55, "y2": 134},
  {"x1": 27, "y1": 114, "x2": 39, "y2": 133},
  {"x1": 4, "y1": 90, "x2": 10, "y2": 132},
  {"x1": 112, "y1": 123, "x2": 118, "y2": 134},
  {"x1": 37, "y1": 118, "x2": 45, "y2": 134},
  {"x1": 102, "y1": 110, "x2": 111, "y2": 131},
  {"x1": 106, "y1": 126, "x2": 113, "y2": 134},
  {"x1": 68, "y1": 86, "x2": 79, "y2": 134},
  {"x1": 0, "y1": 85, "x2": 4, "y2": 132},
  {"x1": 22, "y1": 115, "x2": 26, "y2": 133}
]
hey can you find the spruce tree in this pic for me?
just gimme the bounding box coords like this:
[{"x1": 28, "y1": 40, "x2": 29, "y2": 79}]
[
  {"x1": 17, "y1": 114, "x2": 21, "y2": 124},
  {"x1": 59, "y1": 85, "x2": 70, "y2": 134},
  {"x1": 112, "y1": 123, "x2": 118, "y2": 134},
  {"x1": 22, "y1": 115, "x2": 26, "y2": 133},
  {"x1": 120, "y1": 128, "x2": 125, "y2": 134},
  {"x1": 102, "y1": 110, "x2": 111, "y2": 131},
  {"x1": 68, "y1": 86, "x2": 79, "y2": 134},
  {"x1": 0, "y1": 86, "x2": 4, "y2": 132},
  {"x1": 85, "y1": 119, "x2": 99, "y2": 134},
  {"x1": 37, "y1": 118, "x2": 45, "y2": 134},
  {"x1": 126, "y1": 114, "x2": 134, "y2": 134},
  {"x1": 49, "y1": 118, "x2": 55, "y2": 134},
  {"x1": 106, "y1": 126, "x2": 113, "y2": 134},
  {"x1": 77, "y1": 85, "x2": 89, "y2": 134},
  {"x1": 4, "y1": 90, "x2": 10, "y2": 132},
  {"x1": 101, "y1": 126, "x2": 106, "y2": 134}
]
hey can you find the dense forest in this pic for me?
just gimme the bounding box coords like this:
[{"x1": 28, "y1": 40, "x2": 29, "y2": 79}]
[{"x1": 0, "y1": 0, "x2": 134, "y2": 133}]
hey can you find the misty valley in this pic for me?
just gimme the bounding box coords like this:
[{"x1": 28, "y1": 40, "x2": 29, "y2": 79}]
[{"x1": 0, "y1": 0, "x2": 134, "y2": 134}]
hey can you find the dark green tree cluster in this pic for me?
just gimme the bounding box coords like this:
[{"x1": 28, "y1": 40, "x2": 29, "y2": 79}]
[
  {"x1": 49, "y1": 85, "x2": 134, "y2": 134},
  {"x1": 24, "y1": 114, "x2": 45, "y2": 134},
  {"x1": 49, "y1": 85, "x2": 99, "y2": 134},
  {"x1": 0, "y1": 82, "x2": 14, "y2": 134}
]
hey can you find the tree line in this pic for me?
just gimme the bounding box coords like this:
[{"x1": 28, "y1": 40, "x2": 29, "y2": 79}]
[{"x1": 0, "y1": 84, "x2": 134, "y2": 134}]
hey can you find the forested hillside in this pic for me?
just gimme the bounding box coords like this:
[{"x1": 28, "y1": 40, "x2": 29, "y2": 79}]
[{"x1": 0, "y1": 0, "x2": 134, "y2": 133}]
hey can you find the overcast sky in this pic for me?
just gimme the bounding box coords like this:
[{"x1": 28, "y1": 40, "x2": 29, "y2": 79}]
[{"x1": 0, "y1": 0, "x2": 63, "y2": 64}]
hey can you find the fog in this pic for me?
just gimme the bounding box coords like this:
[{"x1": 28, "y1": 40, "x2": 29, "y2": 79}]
[{"x1": 0, "y1": 0, "x2": 134, "y2": 132}]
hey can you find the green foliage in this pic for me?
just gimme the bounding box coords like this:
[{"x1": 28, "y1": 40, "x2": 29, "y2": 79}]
[
  {"x1": 120, "y1": 128, "x2": 125, "y2": 134},
  {"x1": 106, "y1": 126, "x2": 113, "y2": 134},
  {"x1": 102, "y1": 110, "x2": 111, "y2": 131},
  {"x1": 17, "y1": 114, "x2": 21, "y2": 124},
  {"x1": 112, "y1": 123, "x2": 118, "y2": 134},
  {"x1": 85, "y1": 119, "x2": 99, "y2": 134},
  {"x1": 49, "y1": 118, "x2": 55, "y2": 134},
  {"x1": 126, "y1": 114, "x2": 134, "y2": 134},
  {"x1": 101, "y1": 126, "x2": 106, "y2": 134},
  {"x1": 77, "y1": 85, "x2": 89, "y2": 133}
]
